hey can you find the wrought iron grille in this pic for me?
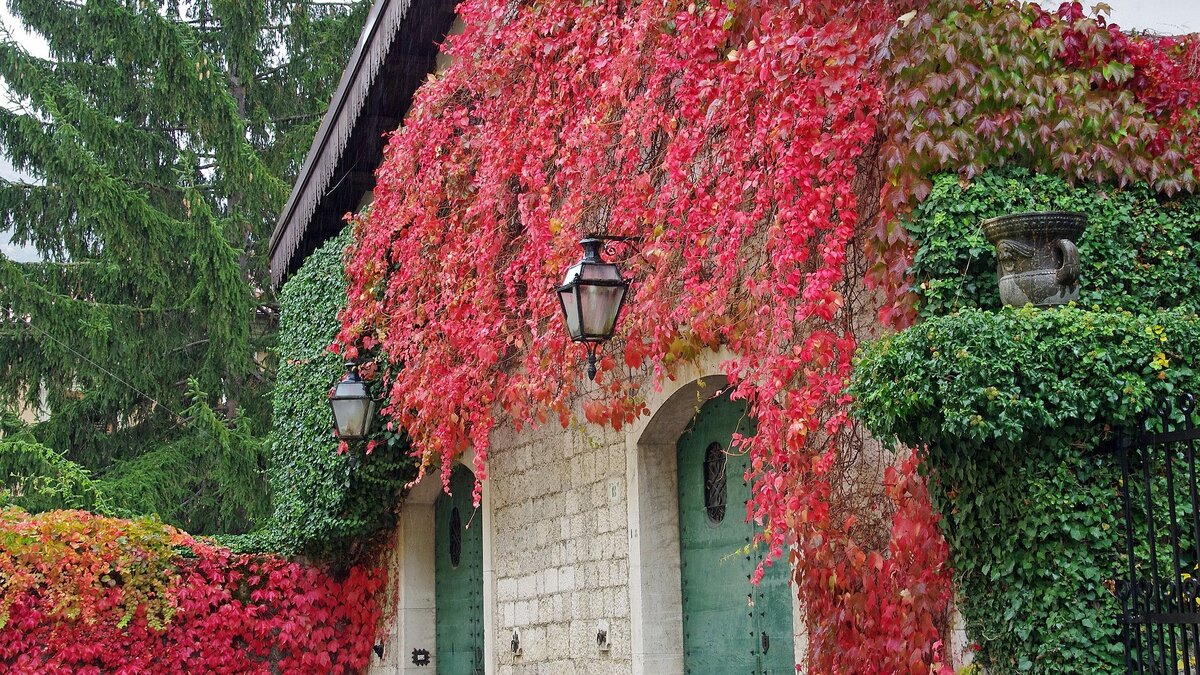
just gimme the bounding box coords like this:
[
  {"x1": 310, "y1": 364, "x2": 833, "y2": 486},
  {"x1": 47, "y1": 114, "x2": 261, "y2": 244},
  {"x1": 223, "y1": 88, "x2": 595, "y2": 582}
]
[
  {"x1": 1117, "y1": 393, "x2": 1200, "y2": 674},
  {"x1": 703, "y1": 441, "x2": 728, "y2": 523},
  {"x1": 449, "y1": 506, "x2": 462, "y2": 568}
]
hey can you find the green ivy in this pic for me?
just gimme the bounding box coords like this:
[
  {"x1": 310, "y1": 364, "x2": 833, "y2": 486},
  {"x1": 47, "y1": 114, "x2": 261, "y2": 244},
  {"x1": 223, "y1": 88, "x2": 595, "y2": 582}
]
[
  {"x1": 855, "y1": 166, "x2": 1200, "y2": 672},
  {"x1": 852, "y1": 307, "x2": 1200, "y2": 673},
  {"x1": 223, "y1": 230, "x2": 416, "y2": 561},
  {"x1": 907, "y1": 168, "x2": 1200, "y2": 320}
]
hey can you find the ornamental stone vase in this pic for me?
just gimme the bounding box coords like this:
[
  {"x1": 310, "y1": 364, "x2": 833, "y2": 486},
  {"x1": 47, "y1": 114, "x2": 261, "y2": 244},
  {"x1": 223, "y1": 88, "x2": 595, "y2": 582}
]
[{"x1": 981, "y1": 211, "x2": 1086, "y2": 307}]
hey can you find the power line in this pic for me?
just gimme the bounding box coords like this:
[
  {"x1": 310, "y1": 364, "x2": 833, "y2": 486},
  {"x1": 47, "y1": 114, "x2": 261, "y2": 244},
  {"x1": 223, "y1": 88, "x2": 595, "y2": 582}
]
[{"x1": 16, "y1": 316, "x2": 188, "y2": 425}]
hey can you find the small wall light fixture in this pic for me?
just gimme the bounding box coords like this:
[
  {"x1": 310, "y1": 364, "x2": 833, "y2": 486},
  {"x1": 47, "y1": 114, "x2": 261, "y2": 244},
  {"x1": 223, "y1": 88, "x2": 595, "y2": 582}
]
[
  {"x1": 556, "y1": 236, "x2": 636, "y2": 380},
  {"x1": 329, "y1": 361, "x2": 378, "y2": 441},
  {"x1": 596, "y1": 619, "x2": 611, "y2": 651},
  {"x1": 510, "y1": 628, "x2": 522, "y2": 655}
]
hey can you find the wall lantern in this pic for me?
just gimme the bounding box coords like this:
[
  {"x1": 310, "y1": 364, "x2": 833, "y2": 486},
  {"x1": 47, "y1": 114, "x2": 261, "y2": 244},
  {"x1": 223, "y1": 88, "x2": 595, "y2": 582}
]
[
  {"x1": 556, "y1": 236, "x2": 635, "y2": 380},
  {"x1": 329, "y1": 362, "x2": 378, "y2": 441}
]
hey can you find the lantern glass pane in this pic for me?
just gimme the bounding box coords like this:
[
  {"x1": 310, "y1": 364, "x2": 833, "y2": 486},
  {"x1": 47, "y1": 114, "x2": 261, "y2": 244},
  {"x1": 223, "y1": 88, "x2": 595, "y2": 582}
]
[
  {"x1": 580, "y1": 262, "x2": 622, "y2": 282},
  {"x1": 331, "y1": 379, "x2": 372, "y2": 438},
  {"x1": 559, "y1": 286, "x2": 582, "y2": 339},
  {"x1": 560, "y1": 261, "x2": 583, "y2": 286},
  {"x1": 366, "y1": 398, "x2": 378, "y2": 435},
  {"x1": 580, "y1": 284, "x2": 626, "y2": 337},
  {"x1": 332, "y1": 397, "x2": 370, "y2": 438},
  {"x1": 334, "y1": 378, "x2": 370, "y2": 399}
]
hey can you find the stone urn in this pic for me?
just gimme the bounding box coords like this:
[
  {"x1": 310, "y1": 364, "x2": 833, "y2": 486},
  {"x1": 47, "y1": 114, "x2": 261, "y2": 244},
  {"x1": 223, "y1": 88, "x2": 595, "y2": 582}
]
[{"x1": 981, "y1": 211, "x2": 1086, "y2": 307}]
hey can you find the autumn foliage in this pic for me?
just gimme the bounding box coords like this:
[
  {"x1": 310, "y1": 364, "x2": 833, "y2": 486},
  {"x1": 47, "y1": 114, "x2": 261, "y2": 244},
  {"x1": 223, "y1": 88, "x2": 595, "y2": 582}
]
[
  {"x1": 0, "y1": 509, "x2": 382, "y2": 673},
  {"x1": 875, "y1": 1, "x2": 1200, "y2": 321},
  {"x1": 321, "y1": 0, "x2": 1198, "y2": 672},
  {"x1": 801, "y1": 453, "x2": 954, "y2": 669},
  {"x1": 3, "y1": 0, "x2": 1192, "y2": 672},
  {"x1": 338, "y1": 0, "x2": 950, "y2": 669}
]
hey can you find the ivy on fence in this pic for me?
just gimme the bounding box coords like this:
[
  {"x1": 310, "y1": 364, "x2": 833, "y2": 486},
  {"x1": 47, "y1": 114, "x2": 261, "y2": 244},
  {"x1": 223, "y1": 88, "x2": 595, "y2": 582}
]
[{"x1": 853, "y1": 307, "x2": 1200, "y2": 672}]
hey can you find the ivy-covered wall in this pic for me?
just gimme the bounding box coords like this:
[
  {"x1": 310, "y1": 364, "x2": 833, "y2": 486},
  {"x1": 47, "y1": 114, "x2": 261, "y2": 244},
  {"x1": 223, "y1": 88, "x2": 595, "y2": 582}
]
[
  {"x1": 908, "y1": 167, "x2": 1200, "y2": 320},
  {"x1": 853, "y1": 170, "x2": 1200, "y2": 673},
  {"x1": 229, "y1": 230, "x2": 416, "y2": 560},
  {"x1": 854, "y1": 307, "x2": 1200, "y2": 672}
]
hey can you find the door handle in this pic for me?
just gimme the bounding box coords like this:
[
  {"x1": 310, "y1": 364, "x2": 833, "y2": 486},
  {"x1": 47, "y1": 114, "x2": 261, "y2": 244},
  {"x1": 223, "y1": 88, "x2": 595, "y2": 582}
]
[{"x1": 761, "y1": 631, "x2": 769, "y2": 654}]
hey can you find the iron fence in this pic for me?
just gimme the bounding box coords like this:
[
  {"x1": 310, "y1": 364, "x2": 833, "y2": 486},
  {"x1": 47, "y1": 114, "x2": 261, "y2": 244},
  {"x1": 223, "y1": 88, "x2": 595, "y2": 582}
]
[{"x1": 1117, "y1": 393, "x2": 1200, "y2": 674}]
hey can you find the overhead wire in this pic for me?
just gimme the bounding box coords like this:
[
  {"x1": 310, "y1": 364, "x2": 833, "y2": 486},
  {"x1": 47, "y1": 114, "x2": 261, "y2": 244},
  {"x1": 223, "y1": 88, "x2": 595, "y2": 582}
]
[{"x1": 14, "y1": 315, "x2": 188, "y2": 425}]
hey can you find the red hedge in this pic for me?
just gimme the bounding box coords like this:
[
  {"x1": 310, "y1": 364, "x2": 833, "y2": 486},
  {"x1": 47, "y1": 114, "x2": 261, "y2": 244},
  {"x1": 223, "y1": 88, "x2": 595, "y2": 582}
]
[{"x1": 0, "y1": 509, "x2": 383, "y2": 674}]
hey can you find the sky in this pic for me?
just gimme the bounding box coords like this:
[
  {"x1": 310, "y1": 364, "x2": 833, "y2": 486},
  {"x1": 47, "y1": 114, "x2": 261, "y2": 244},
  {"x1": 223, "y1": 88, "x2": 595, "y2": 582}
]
[
  {"x1": 0, "y1": 5, "x2": 45, "y2": 263},
  {"x1": 0, "y1": 150, "x2": 37, "y2": 262},
  {"x1": 1063, "y1": 0, "x2": 1200, "y2": 35},
  {"x1": 0, "y1": 1, "x2": 1197, "y2": 263}
]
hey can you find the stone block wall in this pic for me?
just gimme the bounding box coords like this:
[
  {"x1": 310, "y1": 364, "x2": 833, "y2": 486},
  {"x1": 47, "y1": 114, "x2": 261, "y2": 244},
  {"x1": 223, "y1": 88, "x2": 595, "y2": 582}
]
[
  {"x1": 487, "y1": 422, "x2": 632, "y2": 674},
  {"x1": 368, "y1": 350, "x2": 954, "y2": 674}
]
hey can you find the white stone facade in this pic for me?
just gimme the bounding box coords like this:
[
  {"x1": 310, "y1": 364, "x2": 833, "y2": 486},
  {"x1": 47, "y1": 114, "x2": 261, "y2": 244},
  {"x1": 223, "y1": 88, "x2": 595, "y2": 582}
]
[
  {"x1": 369, "y1": 350, "x2": 811, "y2": 674},
  {"x1": 488, "y1": 420, "x2": 632, "y2": 675}
]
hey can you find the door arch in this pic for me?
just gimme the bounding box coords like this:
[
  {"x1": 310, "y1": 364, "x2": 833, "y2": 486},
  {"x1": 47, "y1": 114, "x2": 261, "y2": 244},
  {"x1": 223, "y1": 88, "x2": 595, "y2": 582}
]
[{"x1": 677, "y1": 392, "x2": 794, "y2": 674}]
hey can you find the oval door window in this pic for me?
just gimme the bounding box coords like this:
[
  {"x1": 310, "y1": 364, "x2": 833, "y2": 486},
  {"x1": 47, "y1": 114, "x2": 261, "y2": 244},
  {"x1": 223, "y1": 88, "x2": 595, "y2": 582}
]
[
  {"x1": 703, "y1": 441, "x2": 728, "y2": 523},
  {"x1": 449, "y1": 506, "x2": 462, "y2": 567}
]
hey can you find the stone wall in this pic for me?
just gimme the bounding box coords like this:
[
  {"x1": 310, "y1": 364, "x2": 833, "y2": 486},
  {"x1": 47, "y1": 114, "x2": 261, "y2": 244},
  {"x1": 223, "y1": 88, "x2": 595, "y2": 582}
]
[
  {"x1": 369, "y1": 355, "x2": 737, "y2": 674},
  {"x1": 370, "y1": 349, "x2": 961, "y2": 674},
  {"x1": 487, "y1": 422, "x2": 631, "y2": 674}
]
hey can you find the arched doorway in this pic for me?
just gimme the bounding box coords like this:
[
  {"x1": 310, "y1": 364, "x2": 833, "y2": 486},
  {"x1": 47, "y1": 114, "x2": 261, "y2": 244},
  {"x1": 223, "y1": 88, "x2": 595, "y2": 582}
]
[
  {"x1": 434, "y1": 465, "x2": 484, "y2": 674},
  {"x1": 677, "y1": 392, "x2": 794, "y2": 674}
]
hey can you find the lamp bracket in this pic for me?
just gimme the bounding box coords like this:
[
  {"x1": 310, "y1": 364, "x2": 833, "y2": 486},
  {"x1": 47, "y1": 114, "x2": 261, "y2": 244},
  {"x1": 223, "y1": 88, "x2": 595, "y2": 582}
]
[{"x1": 585, "y1": 234, "x2": 643, "y2": 261}]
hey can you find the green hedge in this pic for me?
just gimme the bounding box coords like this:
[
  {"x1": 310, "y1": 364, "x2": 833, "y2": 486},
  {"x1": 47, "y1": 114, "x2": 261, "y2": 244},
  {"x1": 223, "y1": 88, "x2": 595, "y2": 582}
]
[
  {"x1": 852, "y1": 307, "x2": 1200, "y2": 673},
  {"x1": 852, "y1": 167, "x2": 1200, "y2": 672},
  {"x1": 224, "y1": 231, "x2": 416, "y2": 561},
  {"x1": 907, "y1": 168, "x2": 1200, "y2": 320}
]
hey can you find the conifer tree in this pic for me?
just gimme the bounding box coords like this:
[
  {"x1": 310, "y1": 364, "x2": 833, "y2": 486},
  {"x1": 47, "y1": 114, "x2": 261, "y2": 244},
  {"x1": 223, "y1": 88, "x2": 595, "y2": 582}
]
[{"x1": 0, "y1": 0, "x2": 369, "y2": 534}]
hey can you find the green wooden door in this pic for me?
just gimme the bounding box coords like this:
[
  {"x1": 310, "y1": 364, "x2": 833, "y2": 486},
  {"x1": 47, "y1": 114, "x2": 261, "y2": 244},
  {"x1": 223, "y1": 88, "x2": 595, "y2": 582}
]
[
  {"x1": 678, "y1": 393, "x2": 794, "y2": 675},
  {"x1": 435, "y1": 466, "x2": 484, "y2": 675}
]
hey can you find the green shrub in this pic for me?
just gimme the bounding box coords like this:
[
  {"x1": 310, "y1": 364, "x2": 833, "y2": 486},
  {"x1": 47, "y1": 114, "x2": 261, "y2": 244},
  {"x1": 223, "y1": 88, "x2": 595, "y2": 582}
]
[
  {"x1": 224, "y1": 230, "x2": 416, "y2": 561},
  {"x1": 852, "y1": 307, "x2": 1200, "y2": 673}
]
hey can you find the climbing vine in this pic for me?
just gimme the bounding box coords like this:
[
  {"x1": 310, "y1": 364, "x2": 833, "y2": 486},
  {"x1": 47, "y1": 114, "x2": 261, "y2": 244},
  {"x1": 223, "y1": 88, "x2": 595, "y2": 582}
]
[
  {"x1": 0, "y1": 508, "x2": 383, "y2": 673},
  {"x1": 852, "y1": 307, "x2": 1200, "y2": 672},
  {"x1": 337, "y1": 0, "x2": 952, "y2": 669},
  {"x1": 227, "y1": 231, "x2": 416, "y2": 560},
  {"x1": 335, "y1": 0, "x2": 1200, "y2": 669},
  {"x1": 858, "y1": 157, "x2": 1200, "y2": 670}
]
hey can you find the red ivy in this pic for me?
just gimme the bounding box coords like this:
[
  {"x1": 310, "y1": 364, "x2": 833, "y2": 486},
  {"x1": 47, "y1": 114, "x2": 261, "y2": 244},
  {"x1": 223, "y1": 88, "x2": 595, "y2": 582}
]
[
  {"x1": 799, "y1": 450, "x2": 954, "y2": 673},
  {"x1": 0, "y1": 509, "x2": 382, "y2": 674},
  {"x1": 337, "y1": 0, "x2": 953, "y2": 669},
  {"x1": 335, "y1": 0, "x2": 1197, "y2": 670}
]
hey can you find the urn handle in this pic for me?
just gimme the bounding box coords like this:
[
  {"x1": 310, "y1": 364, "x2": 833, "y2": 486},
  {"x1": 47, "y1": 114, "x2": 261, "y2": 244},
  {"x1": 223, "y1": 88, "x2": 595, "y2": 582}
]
[{"x1": 1055, "y1": 238, "x2": 1080, "y2": 287}]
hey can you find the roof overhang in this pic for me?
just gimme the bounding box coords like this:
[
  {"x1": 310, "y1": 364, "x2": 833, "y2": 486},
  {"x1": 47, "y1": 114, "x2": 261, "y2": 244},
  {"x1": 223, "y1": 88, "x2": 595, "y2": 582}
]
[{"x1": 267, "y1": 0, "x2": 459, "y2": 287}]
